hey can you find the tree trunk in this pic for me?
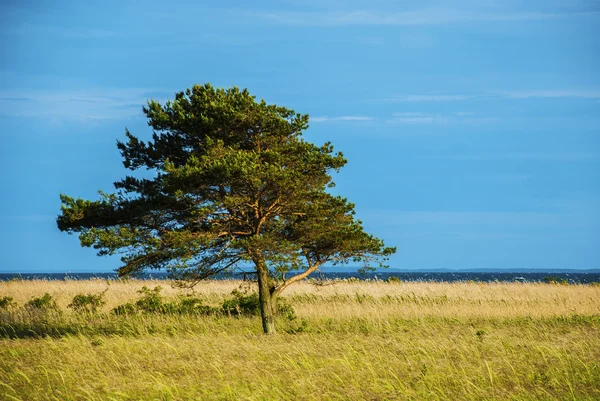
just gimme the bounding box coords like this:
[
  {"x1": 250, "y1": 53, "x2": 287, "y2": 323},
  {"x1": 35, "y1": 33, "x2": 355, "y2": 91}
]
[{"x1": 256, "y1": 262, "x2": 276, "y2": 335}]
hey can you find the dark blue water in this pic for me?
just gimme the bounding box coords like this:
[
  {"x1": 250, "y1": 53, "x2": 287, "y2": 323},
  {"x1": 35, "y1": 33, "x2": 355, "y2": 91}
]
[{"x1": 1, "y1": 271, "x2": 599, "y2": 284}]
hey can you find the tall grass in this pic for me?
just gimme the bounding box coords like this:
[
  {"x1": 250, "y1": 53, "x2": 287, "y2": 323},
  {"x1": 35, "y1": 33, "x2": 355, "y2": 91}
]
[{"x1": 1, "y1": 279, "x2": 599, "y2": 400}]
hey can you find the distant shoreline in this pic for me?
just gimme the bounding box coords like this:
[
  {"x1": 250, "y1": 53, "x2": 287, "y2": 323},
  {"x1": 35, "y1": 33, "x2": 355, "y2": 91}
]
[{"x1": 2, "y1": 271, "x2": 599, "y2": 284}]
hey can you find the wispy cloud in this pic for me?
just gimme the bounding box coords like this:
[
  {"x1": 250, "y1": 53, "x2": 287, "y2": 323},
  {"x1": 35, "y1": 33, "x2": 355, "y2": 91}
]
[
  {"x1": 0, "y1": 88, "x2": 172, "y2": 121},
  {"x1": 387, "y1": 112, "x2": 496, "y2": 125},
  {"x1": 501, "y1": 90, "x2": 600, "y2": 99},
  {"x1": 364, "y1": 210, "x2": 587, "y2": 228},
  {"x1": 251, "y1": 8, "x2": 598, "y2": 26},
  {"x1": 3, "y1": 23, "x2": 116, "y2": 39},
  {"x1": 311, "y1": 116, "x2": 374, "y2": 123},
  {"x1": 379, "y1": 95, "x2": 470, "y2": 102},
  {"x1": 373, "y1": 90, "x2": 600, "y2": 103},
  {"x1": 388, "y1": 112, "x2": 436, "y2": 124},
  {"x1": 443, "y1": 152, "x2": 600, "y2": 161}
]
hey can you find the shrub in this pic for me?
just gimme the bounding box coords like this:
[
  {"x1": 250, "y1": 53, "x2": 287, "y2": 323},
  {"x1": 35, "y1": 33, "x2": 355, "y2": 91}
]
[
  {"x1": 112, "y1": 303, "x2": 136, "y2": 316},
  {"x1": 176, "y1": 296, "x2": 214, "y2": 315},
  {"x1": 68, "y1": 291, "x2": 107, "y2": 313},
  {"x1": 25, "y1": 293, "x2": 57, "y2": 310},
  {"x1": 222, "y1": 289, "x2": 260, "y2": 316},
  {"x1": 276, "y1": 297, "x2": 297, "y2": 321},
  {"x1": 222, "y1": 289, "x2": 296, "y2": 320},
  {"x1": 109, "y1": 286, "x2": 294, "y2": 318},
  {"x1": 286, "y1": 318, "x2": 311, "y2": 334},
  {"x1": 112, "y1": 286, "x2": 214, "y2": 316},
  {"x1": 134, "y1": 286, "x2": 166, "y2": 313},
  {"x1": 0, "y1": 296, "x2": 16, "y2": 309},
  {"x1": 386, "y1": 276, "x2": 402, "y2": 283}
]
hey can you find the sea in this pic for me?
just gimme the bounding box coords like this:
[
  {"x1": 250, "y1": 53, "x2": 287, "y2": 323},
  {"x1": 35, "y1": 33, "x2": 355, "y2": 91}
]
[{"x1": 1, "y1": 271, "x2": 599, "y2": 284}]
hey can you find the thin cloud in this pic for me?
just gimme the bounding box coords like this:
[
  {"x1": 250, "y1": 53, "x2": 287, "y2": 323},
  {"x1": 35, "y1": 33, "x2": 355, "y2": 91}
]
[
  {"x1": 372, "y1": 90, "x2": 600, "y2": 103},
  {"x1": 379, "y1": 95, "x2": 470, "y2": 102},
  {"x1": 311, "y1": 116, "x2": 374, "y2": 122},
  {"x1": 440, "y1": 152, "x2": 600, "y2": 161},
  {"x1": 499, "y1": 152, "x2": 600, "y2": 161},
  {"x1": 387, "y1": 112, "x2": 496, "y2": 125},
  {"x1": 501, "y1": 90, "x2": 600, "y2": 99},
  {"x1": 388, "y1": 112, "x2": 436, "y2": 124},
  {"x1": 251, "y1": 8, "x2": 597, "y2": 26},
  {"x1": 3, "y1": 23, "x2": 116, "y2": 39},
  {"x1": 0, "y1": 97, "x2": 34, "y2": 102},
  {"x1": 364, "y1": 210, "x2": 586, "y2": 228},
  {"x1": 0, "y1": 88, "x2": 172, "y2": 121}
]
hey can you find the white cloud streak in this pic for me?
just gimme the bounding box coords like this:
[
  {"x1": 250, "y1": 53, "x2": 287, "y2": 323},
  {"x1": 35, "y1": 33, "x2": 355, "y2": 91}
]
[
  {"x1": 0, "y1": 88, "x2": 173, "y2": 121},
  {"x1": 311, "y1": 116, "x2": 374, "y2": 122},
  {"x1": 252, "y1": 8, "x2": 598, "y2": 26},
  {"x1": 445, "y1": 152, "x2": 600, "y2": 161},
  {"x1": 387, "y1": 112, "x2": 496, "y2": 125},
  {"x1": 501, "y1": 90, "x2": 600, "y2": 99},
  {"x1": 2, "y1": 23, "x2": 116, "y2": 39},
  {"x1": 365, "y1": 210, "x2": 587, "y2": 228},
  {"x1": 373, "y1": 90, "x2": 600, "y2": 103},
  {"x1": 381, "y1": 95, "x2": 470, "y2": 102}
]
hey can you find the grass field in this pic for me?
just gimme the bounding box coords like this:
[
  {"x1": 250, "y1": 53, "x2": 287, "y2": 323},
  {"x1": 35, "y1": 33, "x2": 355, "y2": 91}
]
[{"x1": 1, "y1": 279, "x2": 599, "y2": 400}]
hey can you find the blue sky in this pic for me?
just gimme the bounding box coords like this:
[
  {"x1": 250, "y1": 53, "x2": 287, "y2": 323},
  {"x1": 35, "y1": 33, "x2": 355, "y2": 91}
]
[{"x1": 1, "y1": 0, "x2": 599, "y2": 273}]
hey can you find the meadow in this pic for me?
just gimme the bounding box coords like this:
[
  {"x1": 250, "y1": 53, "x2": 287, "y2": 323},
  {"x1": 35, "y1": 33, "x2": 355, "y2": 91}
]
[{"x1": 0, "y1": 279, "x2": 599, "y2": 400}]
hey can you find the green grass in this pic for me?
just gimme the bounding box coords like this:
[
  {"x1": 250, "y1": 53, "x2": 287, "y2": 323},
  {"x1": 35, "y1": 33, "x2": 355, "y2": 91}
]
[{"x1": 0, "y1": 280, "x2": 599, "y2": 400}]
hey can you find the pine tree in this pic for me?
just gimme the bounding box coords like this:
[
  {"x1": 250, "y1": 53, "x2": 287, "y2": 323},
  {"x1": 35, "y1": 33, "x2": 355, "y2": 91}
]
[{"x1": 57, "y1": 84, "x2": 395, "y2": 334}]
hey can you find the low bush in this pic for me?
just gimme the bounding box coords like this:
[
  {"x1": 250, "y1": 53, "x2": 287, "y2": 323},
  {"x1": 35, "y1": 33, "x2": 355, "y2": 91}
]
[
  {"x1": 112, "y1": 286, "x2": 214, "y2": 316},
  {"x1": 222, "y1": 289, "x2": 260, "y2": 316},
  {"x1": 68, "y1": 290, "x2": 107, "y2": 313},
  {"x1": 0, "y1": 296, "x2": 16, "y2": 309},
  {"x1": 109, "y1": 287, "x2": 296, "y2": 320},
  {"x1": 221, "y1": 289, "x2": 296, "y2": 321},
  {"x1": 112, "y1": 303, "x2": 136, "y2": 316},
  {"x1": 177, "y1": 296, "x2": 214, "y2": 315},
  {"x1": 25, "y1": 293, "x2": 57, "y2": 310},
  {"x1": 134, "y1": 286, "x2": 166, "y2": 313}
]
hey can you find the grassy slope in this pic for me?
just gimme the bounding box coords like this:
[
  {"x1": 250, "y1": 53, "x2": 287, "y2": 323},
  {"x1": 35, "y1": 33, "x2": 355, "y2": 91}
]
[{"x1": 0, "y1": 280, "x2": 599, "y2": 401}]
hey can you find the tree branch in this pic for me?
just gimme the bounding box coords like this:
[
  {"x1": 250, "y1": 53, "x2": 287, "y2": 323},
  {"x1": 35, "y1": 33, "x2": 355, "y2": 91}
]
[{"x1": 273, "y1": 261, "x2": 321, "y2": 297}]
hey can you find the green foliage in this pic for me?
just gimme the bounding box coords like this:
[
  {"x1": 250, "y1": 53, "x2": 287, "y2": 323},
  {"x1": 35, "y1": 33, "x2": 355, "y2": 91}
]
[
  {"x1": 112, "y1": 286, "x2": 213, "y2": 316},
  {"x1": 112, "y1": 303, "x2": 136, "y2": 316},
  {"x1": 286, "y1": 318, "x2": 311, "y2": 334},
  {"x1": 176, "y1": 296, "x2": 214, "y2": 315},
  {"x1": 134, "y1": 286, "x2": 167, "y2": 313},
  {"x1": 56, "y1": 84, "x2": 394, "y2": 333},
  {"x1": 276, "y1": 297, "x2": 297, "y2": 321},
  {"x1": 221, "y1": 289, "x2": 296, "y2": 321},
  {"x1": 0, "y1": 296, "x2": 16, "y2": 309},
  {"x1": 25, "y1": 293, "x2": 56, "y2": 310},
  {"x1": 386, "y1": 276, "x2": 402, "y2": 283},
  {"x1": 68, "y1": 291, "x2": 107, "y2": 313},
  {"x1": 222, "y1": 289, "x2": 260, "y2": 316},
  {"x1": 56, "y1": 83, "x2": 394, "y2": 282}
]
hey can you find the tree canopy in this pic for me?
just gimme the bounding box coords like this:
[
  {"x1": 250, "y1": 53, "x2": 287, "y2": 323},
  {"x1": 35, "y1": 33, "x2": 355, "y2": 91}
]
[{"x1": 57, "y1": 84, "x2": 395, "y2": 334}]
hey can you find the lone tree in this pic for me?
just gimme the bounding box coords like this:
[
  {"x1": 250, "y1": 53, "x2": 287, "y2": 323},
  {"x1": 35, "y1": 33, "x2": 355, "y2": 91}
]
[{"x1": 57, "y1": 84, "x2": 395, "y2": 334}]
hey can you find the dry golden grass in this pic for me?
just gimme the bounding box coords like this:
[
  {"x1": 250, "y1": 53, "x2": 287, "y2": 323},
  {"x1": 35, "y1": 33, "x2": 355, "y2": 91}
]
[
  {"x1": 2, "y1": 278, "x2": 598, "y2": 318},
  {"x1": 1, "y1": 279, "x2": 599, "y2": 401}
]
